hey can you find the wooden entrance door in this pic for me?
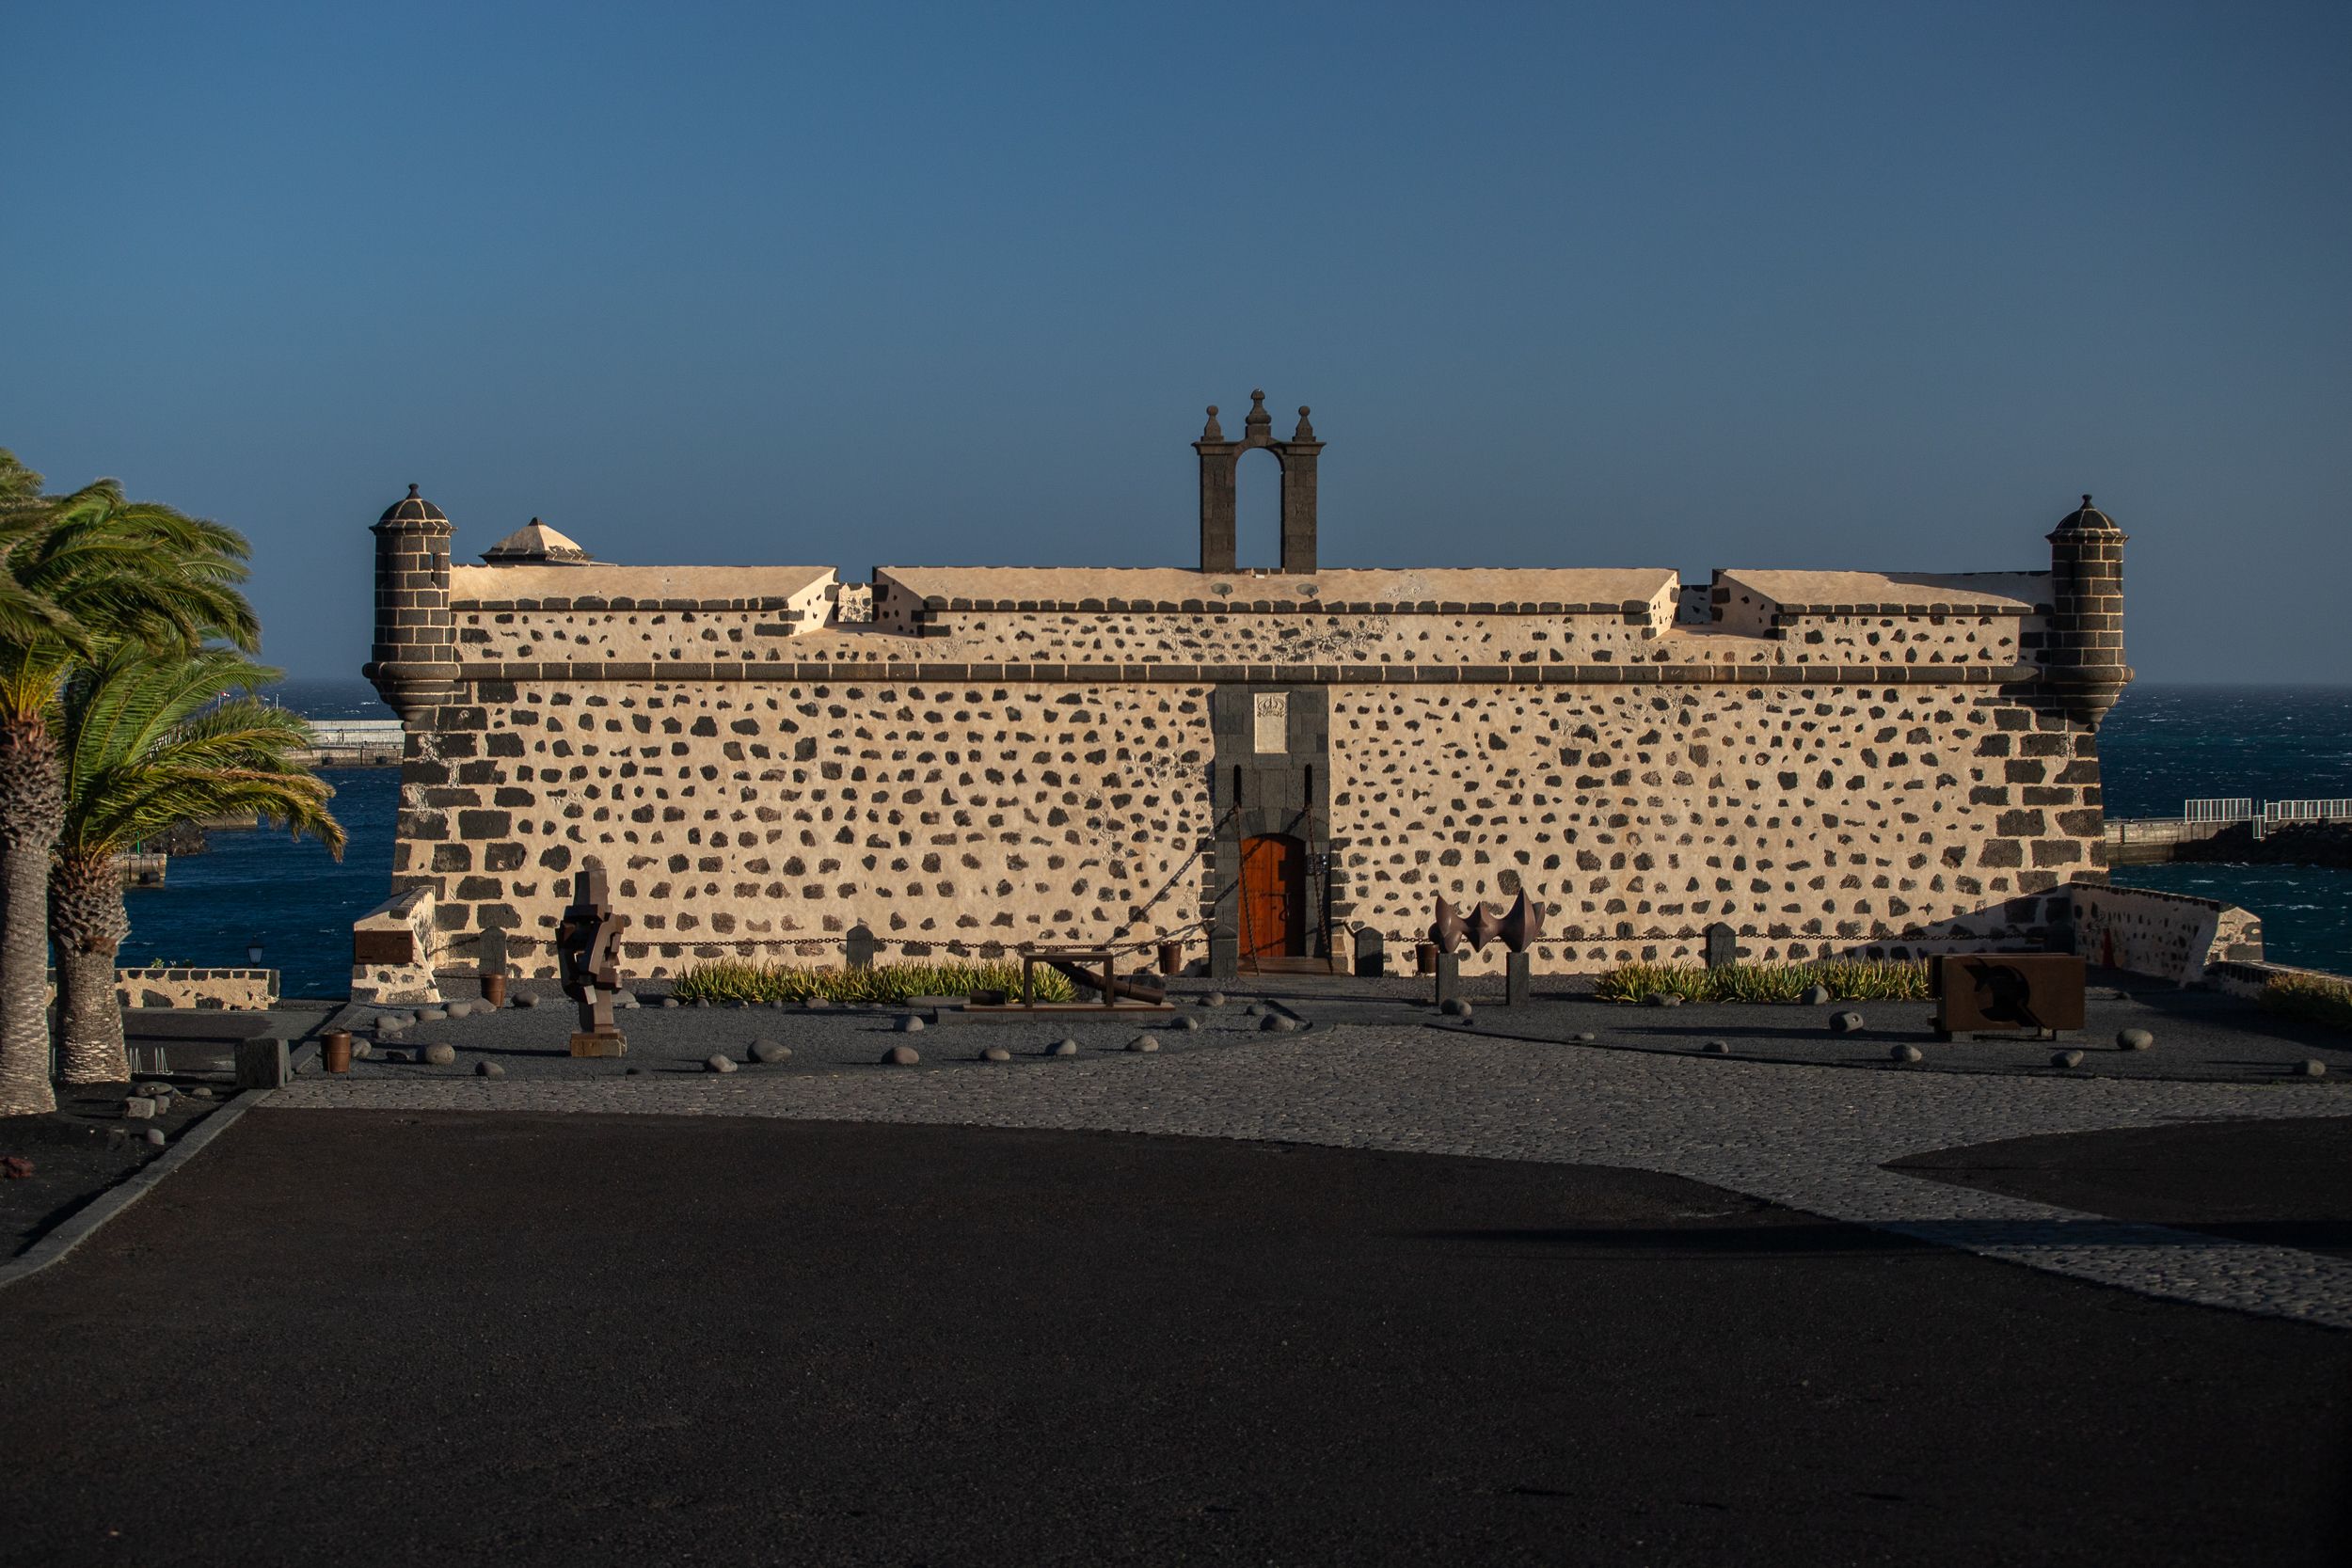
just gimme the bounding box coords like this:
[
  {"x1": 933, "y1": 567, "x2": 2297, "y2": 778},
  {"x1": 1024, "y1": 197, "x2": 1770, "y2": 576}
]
[{"x1": 1237, "y1": 833, "x2": 1305, "y2": 963}]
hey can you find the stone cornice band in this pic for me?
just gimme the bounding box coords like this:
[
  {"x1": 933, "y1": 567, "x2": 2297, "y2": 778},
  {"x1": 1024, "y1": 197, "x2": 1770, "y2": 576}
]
[{"x1": 382, "y1": 658, "x2": 2048, "y2": 689}]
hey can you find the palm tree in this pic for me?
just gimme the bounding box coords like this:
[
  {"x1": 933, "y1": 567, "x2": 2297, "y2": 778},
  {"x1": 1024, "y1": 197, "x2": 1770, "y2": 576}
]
[
  {"x1": 0, "y1": 455, "x2": 258, "y2": 1115},
  {"x1": 51, "y1": 647, "x2": 343, "y2": 1083}
]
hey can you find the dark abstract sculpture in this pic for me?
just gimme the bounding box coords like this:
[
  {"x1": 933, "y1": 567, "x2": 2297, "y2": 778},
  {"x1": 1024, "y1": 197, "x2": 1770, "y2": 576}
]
[
  {"x1": 1440, "y1": 890, "x2": 1544, "y2": 955},
  {"x1": 1429, "y1": 897, "x2": 1470, "y2": 955},
  {"x1": 557, "y1": 864, "x2": 630, "y2": 1056}
]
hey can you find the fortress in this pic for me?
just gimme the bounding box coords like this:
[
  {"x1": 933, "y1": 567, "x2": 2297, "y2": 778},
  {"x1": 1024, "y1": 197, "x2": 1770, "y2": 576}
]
[{"x1": 358, "y1": 392, "x2": 2133, "y2": 989}]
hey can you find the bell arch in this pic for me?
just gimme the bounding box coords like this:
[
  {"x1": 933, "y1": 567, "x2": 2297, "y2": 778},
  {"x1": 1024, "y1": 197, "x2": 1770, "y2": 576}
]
[{"x1": 1194, "y1": 388, "x2": 1323, "y2": 573}]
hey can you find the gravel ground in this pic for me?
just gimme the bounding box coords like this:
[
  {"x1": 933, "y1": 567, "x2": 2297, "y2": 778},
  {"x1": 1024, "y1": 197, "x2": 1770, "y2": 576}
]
[{"x1": 279, "y1": 1005, "x2": 2352, "y2": 1329}]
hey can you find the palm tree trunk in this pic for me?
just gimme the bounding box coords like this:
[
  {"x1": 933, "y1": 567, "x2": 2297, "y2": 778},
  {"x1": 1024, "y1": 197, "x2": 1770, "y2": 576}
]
[
  {"x1": 0, "y1": 714, "x2": 61, "y2": 1114},
  {"x1": 52, "y1": 850, "x2": 129, "y2": 1085}
]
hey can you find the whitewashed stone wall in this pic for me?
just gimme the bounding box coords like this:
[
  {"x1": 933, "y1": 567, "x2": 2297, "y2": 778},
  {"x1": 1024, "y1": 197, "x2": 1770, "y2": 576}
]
[
  {"x1": 2070, "y1": 881, "x2": 2265, "y2": 984},
  {"x1": 1328, "y1": 680, "x2": 2103, "y2": 971},
  {"x1": 397, "y1": 678, "x2": 1216, "y2": 977}
]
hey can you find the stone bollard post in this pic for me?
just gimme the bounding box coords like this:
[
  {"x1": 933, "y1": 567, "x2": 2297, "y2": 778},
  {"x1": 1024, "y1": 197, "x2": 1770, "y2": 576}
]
[
  {"x1": 1434, "y1": 950, "x2": 1461, "y2": 1008},
  {"x1": 1504, "y1": 950, "x2": 1532, "y2": 1006}
]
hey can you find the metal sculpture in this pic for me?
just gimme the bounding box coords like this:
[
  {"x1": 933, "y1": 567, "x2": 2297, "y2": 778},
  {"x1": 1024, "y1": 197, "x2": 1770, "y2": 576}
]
[
  {"x1": 1428, "y1": 896, "x2": 1470, "y2": 955},
  {"x1": 1443, "y1": 890, "x2": 1545, "y2": 954},
  {"x1": 557, "y1": 863, "x2": 630, "y2": 1056}
]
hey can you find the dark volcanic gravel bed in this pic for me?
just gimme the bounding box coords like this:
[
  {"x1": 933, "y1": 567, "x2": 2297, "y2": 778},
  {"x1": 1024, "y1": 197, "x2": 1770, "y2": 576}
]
[
  {"x1": 0, "y1": 1085, "x2": 228, "y2": 1257},
  {"x1": 346, "y1": 989, "x2": 1298, "y2": 1081}
]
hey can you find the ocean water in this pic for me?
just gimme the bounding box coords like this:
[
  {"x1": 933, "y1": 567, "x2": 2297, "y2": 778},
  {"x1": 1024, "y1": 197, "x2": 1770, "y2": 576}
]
[{"x1": 108, "y1": 680, "x2": 2352, "y2": 994}]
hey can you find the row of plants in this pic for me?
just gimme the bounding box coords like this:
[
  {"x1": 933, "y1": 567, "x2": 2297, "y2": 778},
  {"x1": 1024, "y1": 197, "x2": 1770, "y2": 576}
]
[
  {"x1": 1593, "y1": 958, "x2": 1933, "y2": 1005},
  {"x1": 670, "y1": 958, "x2": 1077, "y2": 1006},
  {"x1": 2260, "y1": 973, "x2": 2352, "y2": 1035},
  {"x1": 0, "y1": 450, "x2": 342, "y2": 1114}
]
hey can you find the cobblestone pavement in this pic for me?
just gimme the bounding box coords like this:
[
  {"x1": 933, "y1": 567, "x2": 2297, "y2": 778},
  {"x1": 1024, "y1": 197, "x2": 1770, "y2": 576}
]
[{"x1": 276, "y1": 1026, "x2": 2352, "y2": 1328}]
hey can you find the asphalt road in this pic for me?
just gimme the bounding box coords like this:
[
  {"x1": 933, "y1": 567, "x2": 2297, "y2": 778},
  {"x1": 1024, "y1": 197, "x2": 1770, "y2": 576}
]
[{"x1": 2, "y1": 1111, "x2": 2344, "y2": 1566}]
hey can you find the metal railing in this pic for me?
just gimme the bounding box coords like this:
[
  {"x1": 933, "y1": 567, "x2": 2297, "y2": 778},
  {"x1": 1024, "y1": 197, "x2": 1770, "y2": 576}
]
[{"x1": 2182, "y1": 798, "x2": 2255, "y2": 824}]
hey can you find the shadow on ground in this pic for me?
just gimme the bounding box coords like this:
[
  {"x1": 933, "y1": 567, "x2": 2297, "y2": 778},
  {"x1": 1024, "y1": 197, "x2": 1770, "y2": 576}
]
[
  {"x1": 1892, "y1": 1115, "x2": 2352, "y2": 1259},
  {"x1": 2, "y1": 1111, "x2": 2345, "y2": 1566}
]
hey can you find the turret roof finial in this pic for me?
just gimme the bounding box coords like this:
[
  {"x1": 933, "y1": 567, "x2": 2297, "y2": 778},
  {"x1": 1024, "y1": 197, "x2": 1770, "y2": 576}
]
[
  {"x1": 1200, "y1": 404, "x2": 1224, "y2": 441},
  {"x1": 1294, "y1": 404, "x2": 1316, "y2": 441},
  {"x1": 1245, "y1": 388, "x2": 1271, "y2": 430}
]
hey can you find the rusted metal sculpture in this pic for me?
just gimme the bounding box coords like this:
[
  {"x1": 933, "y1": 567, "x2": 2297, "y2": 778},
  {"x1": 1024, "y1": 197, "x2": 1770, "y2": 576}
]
[{"x1": 557, "y1": 864, "x2": 630, "y2": 1057}]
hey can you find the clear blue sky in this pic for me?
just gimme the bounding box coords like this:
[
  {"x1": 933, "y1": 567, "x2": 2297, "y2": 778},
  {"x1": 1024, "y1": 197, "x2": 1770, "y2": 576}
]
[{"x1": 4, "y1": 1, "x2": 2346, "y2": 683}]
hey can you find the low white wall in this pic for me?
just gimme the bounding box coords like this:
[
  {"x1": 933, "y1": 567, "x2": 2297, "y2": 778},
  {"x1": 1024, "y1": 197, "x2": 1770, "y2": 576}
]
[{"x1": 2068, "y1": 881, "x2": 2264, "y2": 986}]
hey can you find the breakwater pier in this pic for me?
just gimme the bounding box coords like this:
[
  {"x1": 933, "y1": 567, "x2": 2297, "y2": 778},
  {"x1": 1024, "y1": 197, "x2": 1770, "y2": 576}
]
[{"x1": 2107, "y1": 799, "x2": 2352, "y2": 866}]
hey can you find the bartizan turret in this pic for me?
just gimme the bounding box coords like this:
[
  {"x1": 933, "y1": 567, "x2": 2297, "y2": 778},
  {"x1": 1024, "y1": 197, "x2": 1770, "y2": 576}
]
[
  {"x1": 2042, "y1": 493, "x2": 2131, "y2": 727},
  {"x1": 363, "y1": 483, "x2": 461, "y2": 722}
]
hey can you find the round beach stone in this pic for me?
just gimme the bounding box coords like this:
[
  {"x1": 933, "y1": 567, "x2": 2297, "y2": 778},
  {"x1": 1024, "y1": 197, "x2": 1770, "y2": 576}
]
[
  {"x1": 1048, "y1": 1039, "x2": 1080, "y2": 1056},
  {"x1": 616, "y1": 994, "x2": 640, "y2": 1009},
  {"x1": 1890, "y1": 1044, "x2": 1923, "y2": 1064},
  {"x1": 706, "y1": 1053, "x2": 737, "y2": 1073},
  {"x1": 350, "y1": 1041, "x2": 372, "y2": 1060},
  {"x1": 145, "y1": 1128, "x2": 167, "y2": 1147},
  {"x1": 2299, "y1": 1059, "x2": 2328, "y2": 1078},
  {"x1": 1647, "y1": 992, "x2": 1683, "y2": 1008},
  {"x1": 135, "y1": 1082, "x2": 173, "y2": 1099},
  {"x1": 882, "y1": 1045, "x2": 921, "y2": 1066},
  {"x1": 2117, "y1": 1028, "x2": 2154, "y2": 1052},
  {"x1": 1203, "y1": 991, "x2": 1226, "y2": 1007},
  {"x1": 444, "y1": 1002, "x2": 473, "y2": 1019},
  {"x1": 1440, "y1": 997, "x2": 1470, "y2": 1017},
  {"x1": 1829, "y1": 1011, "x2": 1865, "y2": 1035},
  {"x1": 979, "y1": 1045, "x2": 1012, "y2": 1063},
  {"x1": 1704, "y1": 1041, "x2": 1731, "y2": 1055},
  {"x1": 1170, "y1": 1015, "x2": 1200, "y2": 1032},
  {"x1": 185, "y1": 1085, "x2": 214, "y2": 1098},
  {"x1": 2052, "y1": 1049, "x2": 2085, "y2": 1069},
  {"x1": 1260, "y1": 1013, "x2": 1295, "y2": 1032},
  {"x1": 416, "y1": 1007, "x2": 446, "y2": 1022},
  {"x1": 514, "y1": 992, "x2": 539, "y2": 1008},
  {"x1": 805, "y1": 996, "x2": 833, "y2": 1010},
  {"x1": 1574, "y1": 1031, "x2": 1597, "y2": 1043},
  {"x1": 1129, "y1": 1035, "x2": 1160, "y2": 1053},
  {"x1": 749, "y1": 1039, "x2": 791, "y2": 1064},
  {"x1": 382, "y1": 1050, "x2": 408, "y2": 1065},
  {"x1": 896, "y1": 1015, "x2": 925, "y2": 1033},
  {"x1": 475, "y1": 1060, "x2": 504, "y2": 1079},
  {"x1": 1242, "y1": 1004, "x2": 1263, "y2": 1017},
  {"x1": 661, "y1": 997, "x2": 680, "y2": 1008},
  {"x1": 1801, "y1": 985, "x2": 1834, "y2": 1006},
  {"x1": 422, "y1": 1043, "x2": 457, "y2": 1066}
]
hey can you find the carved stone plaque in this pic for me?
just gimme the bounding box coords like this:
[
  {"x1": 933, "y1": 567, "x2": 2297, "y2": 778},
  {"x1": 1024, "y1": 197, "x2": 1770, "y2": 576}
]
[{"x1": 1254, "y1": 691, "x2": 1287, "y2": 753}]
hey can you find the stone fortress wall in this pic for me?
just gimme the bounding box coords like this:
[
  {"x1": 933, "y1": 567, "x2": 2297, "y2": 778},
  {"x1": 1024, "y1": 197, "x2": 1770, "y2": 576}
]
[{"x1": 362, "y1": 392, "x2": 2134, "y2": 982}]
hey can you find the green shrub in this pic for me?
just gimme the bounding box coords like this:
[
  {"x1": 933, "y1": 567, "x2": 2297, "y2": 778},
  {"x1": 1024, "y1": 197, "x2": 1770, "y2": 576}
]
[
  {"x1": 2260, "y1": 973, "x2": 2352, "y2": 1035},
  {"x1": 1592, "y1": 958, "x2": 1931, "y2": 1004},
  {"x1": 669, "y1": 958, "x2": 1075, "y2": 1006}
]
